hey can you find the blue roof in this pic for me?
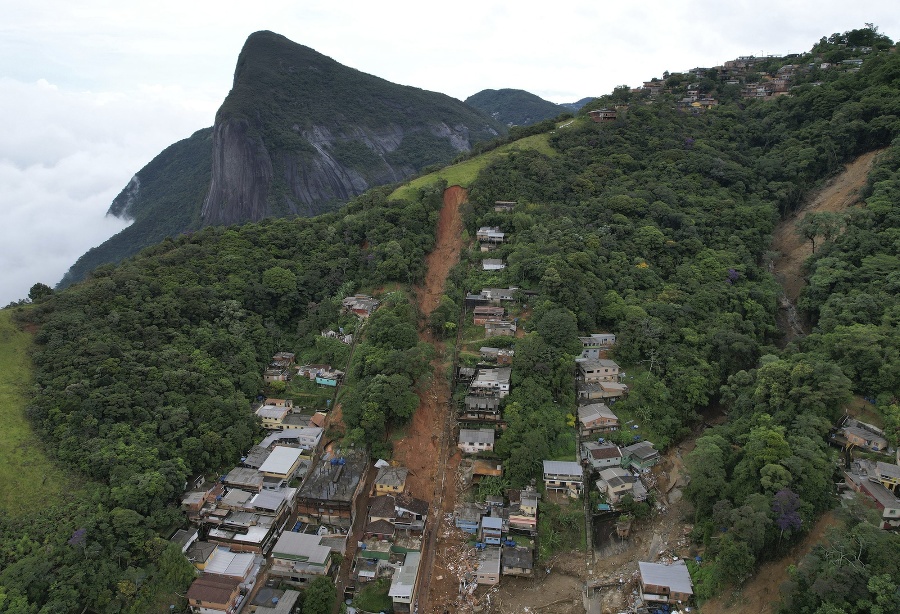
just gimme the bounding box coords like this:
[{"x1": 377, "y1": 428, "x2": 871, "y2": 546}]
[{"x1": 481, "y1": 516, "x2": 503, "y2": 529}]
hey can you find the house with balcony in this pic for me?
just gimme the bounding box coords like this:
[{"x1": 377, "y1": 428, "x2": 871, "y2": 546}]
[
  {"x1": 458, "y1": 428, "x2": 495, "y2": 454},
  {"x1": 542, "y1": 460, "x2": 584, "y2": 497},
  {"x1": 268, "y1": 532, "x2": 335, "y2": 586},
  {"x1": 577, "y1": 358, "x2": 621, "y2": 383},
  {"x1": 577, "y1": 403, "x2": 619, "y2": 436}
]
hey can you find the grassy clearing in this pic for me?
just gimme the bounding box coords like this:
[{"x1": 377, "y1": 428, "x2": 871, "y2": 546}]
[
  {"x1": 389, "y1": 133, "x2": 555, "y2": 201},
  {"x1": 0, "y1": 310, "x2": 68, "y2": 516}
]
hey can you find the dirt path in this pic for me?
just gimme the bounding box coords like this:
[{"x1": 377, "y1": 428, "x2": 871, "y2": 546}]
[
  {"x1": 700, "y1": 511, "x2": 839, "y2": 614},
  {"x1": 771, "y1": 150, "x2": 881, "y2": 341},
  {"x1": 389, "y1": 186, "x2": 467, "y2": 612}
]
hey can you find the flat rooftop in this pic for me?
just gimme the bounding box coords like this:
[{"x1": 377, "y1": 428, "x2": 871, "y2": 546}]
[{"x1": 298, "y1": 450, "x2": 368, "y2": 503}]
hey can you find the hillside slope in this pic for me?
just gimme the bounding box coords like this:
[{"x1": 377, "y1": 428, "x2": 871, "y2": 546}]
[{"x1": 465, "y1": 88, "x2": 568, "y2": 126}]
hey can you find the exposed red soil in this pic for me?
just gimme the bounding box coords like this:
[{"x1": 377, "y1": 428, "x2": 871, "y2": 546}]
[
  {"x1": 772, "y1": 150, "x2": 881, "y2": 302},
  {"x1": 389, "y1": 186, "x2": 467, "y2": 612}
]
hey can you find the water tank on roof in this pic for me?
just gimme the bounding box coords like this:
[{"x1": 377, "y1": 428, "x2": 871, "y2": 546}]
[
  {"x1": 272, "y1": 597, "x2": 279, "y2": 604},
  {"x1": 338, "y1": 458, "x2": 346, "y2": 465},
  {"x1": 331, "y1": 458, "x2": 339, "y2": 465}
]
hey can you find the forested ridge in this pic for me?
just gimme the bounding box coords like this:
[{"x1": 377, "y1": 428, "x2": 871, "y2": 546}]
[{"x1": 1, "y1": 28, "x2": 900, "y2": 613}]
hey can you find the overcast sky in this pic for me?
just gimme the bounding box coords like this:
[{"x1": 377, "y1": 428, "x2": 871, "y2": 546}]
[{"x1": 1, "y1": 1, "x2": 897, "y2": 306}]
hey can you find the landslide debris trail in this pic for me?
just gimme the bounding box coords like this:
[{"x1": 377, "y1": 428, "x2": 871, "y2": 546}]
[
  {"x1": 390, "y1": 186, "x2": 466, "y2": 612},
  {"x1": 771, "y1": 149, "x2": 881, "y2": 343}
]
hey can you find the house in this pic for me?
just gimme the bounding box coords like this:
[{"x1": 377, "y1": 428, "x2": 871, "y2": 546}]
[
  {"x1": 265, "y1": 398, "x2": 293, "y2": 409},
  {"x1": 246, "y1": 588, "x2": 301, "y2": 614},
  {"x1": 295, "y1": 450, "x2": 368, "y2": 528},
  {"x1": 171, "y1": 527, "x2": 200, "y2": 553},
  {"x1": 481, "y1": 287, "x2": 518, "y2": 303},
  {"x1": 186, "y1": 575, "x2": 242, "y2": 614},
  {"x1": 480, "y1": 515, "x2": 503, "y2": 545},
  {"x1": 494, "y1": 201, "x2": 517, "y2": 212},
  {"x1": 259, "y1": 426, "x2": 323, "y2": 452},
  {"x1": 482, "y1": 259, "x2": 506, "y2": 271},
  {"x1": 577, "y1": 403, "x2": 619, "y2": 436},
  {"x1": 470, "y1": 367, "x2": 511, "y2": 397},
  {"x1": 581, "y1": 441, "x2": 623, "y2": 471},
  {"x1": 295, "y1": 364, "x2": 332, "y2": 381},
  {"x1": 454, "y1": 502, "x2": 486, "y2": 534},
  {"x1": 263, "y1": 366, "x2": 290, "y2": 383},
  {"x1": 206, "y1": 511, "x2": 283, "y2": 555},
  {"x1": 272, "y1": 352, "x2": 296, "y2": 367},
  {"x1": 622, "y1": 441, "x2": 661, "y2": 472},
  {"x1": 480, "y1": 346, "x2": 514, "y2": 364},
  {"x1": 508, "y1": 487, "x2": 539, "y2": 534},
  {"x1": 458, "y1": 366, "x2": 476, "y2": 382},
  {"x1": 314, "y1": 368, "x2": 343, "y2": 387},
  {"x1": 842, "y1": 425, "x2": 888, "y2": 451},
  {"x1": 256, "y1": 404, "x2": 290, "y2": 429},
  {"x1": 596, "y1": 467, "x2": 647, "y2": 504},
  {"x1": 203, "y1": 547, "x2": 258, "y2": 585},
  {"x1": 579, "y1": 333, "x2": 616, "y2": 359},
  {"x1": 458, "y1": 428, "x2": 495, "y2": 454},
  {"x1": 485, "y1": 321, "x2": 516, "y2": 338},
  {"x1": 389, "y1": 552, "x2": 422, "y2": 613},
  {"x1": 224, "y1": 467, "x2": 265, "y2": 492},
  {"x1": 575, "y1": 381, "x2": 628, "y2": 403},
  {"x1": 394, "y1": 494, "x2": 429, "y2": 534},
  {"x1": 588, "y1": 108, "x2": 617, "y2": 122},
  {"x1": 543, "y1": 460, "x2": 584, "y2": 497},
  {"x1": 462, "y1": 394, "x2": 501, "y2": 419},
  {"x1": 181, "y1": 482, "x2": 225, "y2": 517},
  {"x1": 844, "y1": 460, "x2": 900, "y2": 529},
  {"x1": 475, "y1": 547, "x2": 501, "y2": 585},
  {"x1": 577, "y1": 358, "x2": 620, "y2": 383},
  {"x1": 471, "y1": 459, "x2": 504, "y2": 482},
  {"x1": 186, "y1": 541, "x2": 218, "y2": 571},
  {"x1": 477, "y1": 226, "x2": 506, "y2": 250},
  {"x1": 269, "y1": 532, "x2": 334, "y2": 586},
  {"x1": 473, "y1": 305, "x2": 505, "y2": 325},
  {"x1": 638, "y1": 560, "x2": 694, "y2": 604},
  {"x1": 342, "y1": 294, "x2": 380, "y2": 317},
  {"x1": 501, "y1": 546, "x2": 533, "y2": 577},
  {"x1": 374, "y1": 465, "x2": 409, "y2": 495},
  {"x1": 258, "y1": 446, "x2": 305, "y2": 486}
]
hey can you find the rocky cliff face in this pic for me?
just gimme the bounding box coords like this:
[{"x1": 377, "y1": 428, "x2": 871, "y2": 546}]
[
  {"x1": 199, "y1": 30, "x2": 503, "y2": 226},
  {"x1": 202, "y1": 116, "x2": 482, "y2": 225}
]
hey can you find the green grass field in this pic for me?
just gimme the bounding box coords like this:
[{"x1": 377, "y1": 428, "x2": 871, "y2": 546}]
[
  {"x1": 0, "y1": 309, "x2": 68, "y2": 515},
  {"x1": 388, "y1": 132, "x2": 556, "y2": 201}
]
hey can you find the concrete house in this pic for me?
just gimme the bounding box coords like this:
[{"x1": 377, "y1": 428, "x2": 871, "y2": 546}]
[
  {"x1": 258, "y1": 447, "x2": 305, "y2": 487},
  {"x1": 842, "y1": 425, "x2": 888, "y2": 451},
  {"x1": 295, "y1": 450, "x2": 368, "y2": 529},
  {"x1": 482, "y1": 259, "x2": 506, "y2": 271},
  {"x1": 622, "y1": 441, "x2": 661, "y2": 472},
  {"x1": 581, "y1": 442, "x2": 623, "y2": 471},
  {"x1": 374, "y1": 465, "x2": 409, "y2": 495},
  {"x1": 389, "y1": 552, "x2": 422, "y2": 613},
  {"x1": 577, "y1": 380, "x2": 629, "y2": 402},
  {"x1": 256, "y1": 404, "x2": 290, "y2": 429},
  {"x1": 269, "y1": 532, "x2": 334, "y2": 586},
  {"x1": 577, "y1": 358, "x2": 621, "y2": 383},
  {"x1": 342, "y1": 294, "x2": 379, "y2": 317},
  {"x1": 454, "y1": 502, "x2": 486, "y2": 534},
  {"x1": 458, "y1": 428, "x2": 495, "y2": 454},
  {"x1": 844, "y1": 460, "x2": 900, "y2": 530},
  {"x1": 475, "y1": 547, "x2": 501, "y2": 585},
  {"x1": 543, "y1": 460, "x2": 584, "y2": 497},
  {"x1": 470, "y1": 367, "x2": 511, "y2": 398},
  {"x1": 508, "y1": 488, "x2": 538, "y2": 534},
  {"x1": 588, "y1": 108, "x2": 617, "y2": 122},
  {"x1": 501, "y1": 546, "x2": 533, "y2": 577},
  {"x1": 477, "y1": 226, "x2": 506, "y2": 250},
  {"x1": 577, "y1": 403, "x2": 619, "y2": 436},
  {"x1": 596, "y1": 467, "x2": 647, "y2": 504},
  {"x1": 638, "y1": 560, "x2": 694, "y2": 605},
  {"x1": 186, "y1": 575, "x2": 242, "y2": 614},
  {"x1": 579, "y1": 333, "x2": 616, "y2": 359},
  {"x1": 473, "y1": 305, "x2": 505, "y2": 325},
  {"x1": 480, "y1": 515, "x2": 503, "y2": 545},
  {"x1": 494, "y1": 201, "x2": 516, "y2": 212},
  {"x1": 485, "y1": 321, "x2": 516, "y2": 338}
]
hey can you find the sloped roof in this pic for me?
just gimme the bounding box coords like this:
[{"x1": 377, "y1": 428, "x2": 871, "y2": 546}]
[{"x1": 639, "y1": 560, "x2": 693, "y2": 595}]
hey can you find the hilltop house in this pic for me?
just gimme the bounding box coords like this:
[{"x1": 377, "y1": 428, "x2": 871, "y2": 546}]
[
  {"x1": 477, "y1": 226, "x2": 506, "y2": 250},
  {"x1": 844, "y1": 459, "x2": 900, "y2": 530},
  {"x1": 842, "y1": 425, "x2": 888, "y2": 451},
  {"x1": 494, "y1": 201, "x2": 516, "y2": 212},
  {"x1": 485, "y1": 321, "x2": 516, "y2": 338},
  {"x1": 482, "y1": 259, "x2": 506, "y2": 271},
  {"x1": 579, "y1": 333, "x2": 616, "y2": 359},
  {"x1": 588, "y1": 108, "x2": 617, "y2": 122},
  {"x1": 342, "y1": 294, "x2": 379, "y2": 317}
]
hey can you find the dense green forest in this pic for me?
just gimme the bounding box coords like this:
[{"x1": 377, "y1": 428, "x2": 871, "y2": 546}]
[
  {"x1": 465, "y1": 88, "x2": 570, "y2": 126},
  {"x1": 1, "y1": 27, "x2": 899, "y2": 613}
]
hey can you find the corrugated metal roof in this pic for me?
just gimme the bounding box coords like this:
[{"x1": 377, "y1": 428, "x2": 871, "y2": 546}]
[{"x1": 639, "y1": 560, "x2": 693, "y2": 595}]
